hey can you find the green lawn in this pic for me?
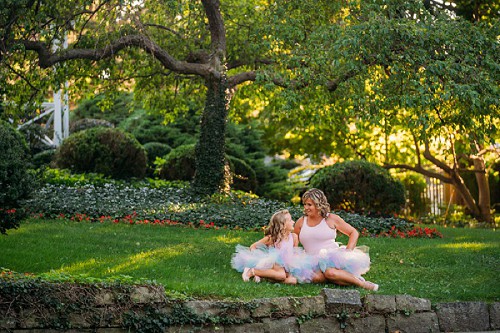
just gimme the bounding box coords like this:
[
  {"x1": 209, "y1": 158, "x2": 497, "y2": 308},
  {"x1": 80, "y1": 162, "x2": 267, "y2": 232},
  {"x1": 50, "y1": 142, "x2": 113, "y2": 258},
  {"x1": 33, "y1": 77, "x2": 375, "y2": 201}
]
[{"x1": 1, "y1": 218, "x2": 498, "y2": 303}]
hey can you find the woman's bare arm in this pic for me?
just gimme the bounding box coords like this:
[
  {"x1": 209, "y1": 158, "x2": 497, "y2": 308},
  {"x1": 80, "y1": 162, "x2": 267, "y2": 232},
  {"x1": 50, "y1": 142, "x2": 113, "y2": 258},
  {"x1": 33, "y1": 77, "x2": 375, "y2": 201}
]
[{"x1": 327, "y1": 214, "x2": 359, "y2": 250}]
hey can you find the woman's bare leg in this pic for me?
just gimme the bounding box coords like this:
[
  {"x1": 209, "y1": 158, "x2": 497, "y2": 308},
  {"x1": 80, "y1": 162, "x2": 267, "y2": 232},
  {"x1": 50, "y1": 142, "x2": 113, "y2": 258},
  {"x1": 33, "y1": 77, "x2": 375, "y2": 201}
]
[
  {"x1": 283, "y1": 274, "x2": 297, "y2": 285},
  {"x1": 311, "y1": 270, "x2": 327, "y2": 283},
  {"x1": 324, "y1": 268, "x2": 378, "y2": 290}
]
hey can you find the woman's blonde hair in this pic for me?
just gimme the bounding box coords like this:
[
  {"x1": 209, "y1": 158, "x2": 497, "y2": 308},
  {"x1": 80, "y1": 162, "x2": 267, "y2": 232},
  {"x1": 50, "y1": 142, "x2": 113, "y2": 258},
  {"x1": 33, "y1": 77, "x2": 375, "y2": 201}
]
[
  {"x1": 265, "y1": 209, "x2": 290, "y2": 246},
  {"x1": 302, "y1": 188, "x2": 330, "y2": 218}
]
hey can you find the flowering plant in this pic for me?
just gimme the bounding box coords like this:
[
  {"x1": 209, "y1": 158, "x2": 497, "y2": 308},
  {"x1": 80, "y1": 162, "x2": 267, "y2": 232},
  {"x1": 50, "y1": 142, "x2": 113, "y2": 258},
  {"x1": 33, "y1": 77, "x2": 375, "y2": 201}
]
[
  {"x1": 377, "y1": 225, "x2": 443, "y2": 239},
  {"x1": 0, "y1": 207, "x2": 28, "y2": 235}
]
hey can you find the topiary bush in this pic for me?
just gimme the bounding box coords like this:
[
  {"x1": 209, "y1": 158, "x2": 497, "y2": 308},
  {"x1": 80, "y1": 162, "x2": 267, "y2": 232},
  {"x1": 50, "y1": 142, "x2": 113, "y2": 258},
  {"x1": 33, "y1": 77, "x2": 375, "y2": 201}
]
[
  {"x1": 309, "y1": 160, "x2": 405, "y2": 216},
  {"x1": 157, "y1": 144, "x2": 196, "y2": 181},
  {"x1": 0, "y1": 121, "x2": 34, "y2": 234},
  {"x1": 54, "y1": 127, "x2": 147, "y2": 179}
]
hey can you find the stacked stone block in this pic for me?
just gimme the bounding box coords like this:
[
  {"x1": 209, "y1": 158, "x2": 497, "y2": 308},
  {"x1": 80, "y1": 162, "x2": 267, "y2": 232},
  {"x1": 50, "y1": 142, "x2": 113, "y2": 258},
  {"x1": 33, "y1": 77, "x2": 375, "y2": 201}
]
[{"x1": 1, "y1": 284, "x2": 498, "y2": 332}]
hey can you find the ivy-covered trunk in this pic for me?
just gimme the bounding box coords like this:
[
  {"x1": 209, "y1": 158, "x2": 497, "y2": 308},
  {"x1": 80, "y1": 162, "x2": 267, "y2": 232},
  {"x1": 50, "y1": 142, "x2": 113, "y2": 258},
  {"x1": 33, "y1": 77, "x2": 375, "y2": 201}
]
[{"x1": 192, "y1": 74, "x2": 229, "y2": 196}]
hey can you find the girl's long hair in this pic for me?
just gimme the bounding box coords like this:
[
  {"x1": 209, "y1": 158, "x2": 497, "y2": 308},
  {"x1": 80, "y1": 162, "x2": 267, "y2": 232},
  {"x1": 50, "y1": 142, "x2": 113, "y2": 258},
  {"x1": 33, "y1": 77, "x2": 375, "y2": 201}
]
[
  {"x1": 265, "y1": 209, "x2": 289, "y2": 246},
  {"x1": 302, "y1": 188, "x2": 330, "y2": 218}
]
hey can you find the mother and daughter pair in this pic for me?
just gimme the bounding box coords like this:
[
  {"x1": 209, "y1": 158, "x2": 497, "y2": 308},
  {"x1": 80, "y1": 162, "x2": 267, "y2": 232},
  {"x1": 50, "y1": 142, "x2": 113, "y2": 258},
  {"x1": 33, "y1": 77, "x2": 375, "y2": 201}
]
[{"x1": 231, "y1": 188, "x2": 379, "y2": 291}]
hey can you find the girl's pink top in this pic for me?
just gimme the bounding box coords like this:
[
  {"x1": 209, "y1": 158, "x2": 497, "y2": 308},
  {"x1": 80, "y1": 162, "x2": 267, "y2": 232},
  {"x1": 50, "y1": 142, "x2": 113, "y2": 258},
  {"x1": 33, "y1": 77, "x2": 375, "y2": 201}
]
[
  {"x1": 275, "y1": 233, "x2": 294, "y2": 253},
  {"x1": 299, "y1": 216, "x2": 338, "y2": 255}
]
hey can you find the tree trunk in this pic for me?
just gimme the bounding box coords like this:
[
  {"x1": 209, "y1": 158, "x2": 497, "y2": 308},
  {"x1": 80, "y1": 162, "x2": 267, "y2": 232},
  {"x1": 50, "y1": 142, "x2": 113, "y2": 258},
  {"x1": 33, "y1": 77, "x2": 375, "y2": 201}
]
[
  {"x1": 192, "y1": 74, "x2": 229, "y2": 195},
  {"x1": 450, "y1": 166, "x2": 491, "y2": 223},
  {"x1": 472, "y1": 156, "x2": 492, "y2": 224}
]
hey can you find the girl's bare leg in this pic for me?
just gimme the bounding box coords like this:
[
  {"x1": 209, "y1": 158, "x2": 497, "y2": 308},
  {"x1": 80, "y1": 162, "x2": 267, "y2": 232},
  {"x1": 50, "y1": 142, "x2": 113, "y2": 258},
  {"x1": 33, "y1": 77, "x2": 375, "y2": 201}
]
[{"x1": 252, "y1": 264, "x2": 287, "y2": 282}]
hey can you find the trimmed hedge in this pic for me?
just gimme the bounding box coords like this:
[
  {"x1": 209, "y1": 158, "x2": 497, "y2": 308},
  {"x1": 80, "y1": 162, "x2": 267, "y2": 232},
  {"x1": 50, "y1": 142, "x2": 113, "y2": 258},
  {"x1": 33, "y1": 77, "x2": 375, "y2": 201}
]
[
  {"x1": 310, "y1": 160, "x2": 405, "y2": 216},
  {"x1": 158, "y1": 144, "x2": 196, "y2": 181},
  {"x1": 54, "y1": 127, "x2": 147, "y2": 179}
]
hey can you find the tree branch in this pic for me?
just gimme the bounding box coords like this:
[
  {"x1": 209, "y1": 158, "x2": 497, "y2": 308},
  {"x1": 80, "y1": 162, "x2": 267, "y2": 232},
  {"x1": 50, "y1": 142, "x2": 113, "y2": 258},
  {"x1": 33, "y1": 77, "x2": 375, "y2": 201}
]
[
  {"x1": 201, "y1": 0, "x2": 226, "y2": 69},
  {"x1": 423, "y1": 141, "x2": 453, "y2": 174},
  {"x1": 227, "y1": 71, "x2": 256, "y2": 87},
  {"x1": 326, "y1": 70, "x2": 358, "y2": 92},
  {"x1": 384, "y1": 163, "x2": 453, "y2": 183},
  {"x1": 20, "y1": 34, "x2": 212, "y2": 77}
]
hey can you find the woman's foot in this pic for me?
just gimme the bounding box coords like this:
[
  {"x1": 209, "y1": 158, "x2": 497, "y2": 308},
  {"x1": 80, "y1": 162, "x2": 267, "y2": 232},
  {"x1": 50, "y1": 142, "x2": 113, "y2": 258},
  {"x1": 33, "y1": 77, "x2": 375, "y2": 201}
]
[
  {"x1": 284, "y1": 276, "x2": 297, "y2": 285},
  {"x1": 362, "y1": 281, "x2": 379, "y2": 291}
]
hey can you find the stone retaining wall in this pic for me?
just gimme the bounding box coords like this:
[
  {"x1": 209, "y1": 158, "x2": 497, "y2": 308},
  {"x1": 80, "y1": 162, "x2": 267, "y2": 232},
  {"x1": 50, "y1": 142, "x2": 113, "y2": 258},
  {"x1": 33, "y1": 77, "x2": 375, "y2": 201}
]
[{"x1": 1, "y1": 284, "x2": 498, "y2": 333}]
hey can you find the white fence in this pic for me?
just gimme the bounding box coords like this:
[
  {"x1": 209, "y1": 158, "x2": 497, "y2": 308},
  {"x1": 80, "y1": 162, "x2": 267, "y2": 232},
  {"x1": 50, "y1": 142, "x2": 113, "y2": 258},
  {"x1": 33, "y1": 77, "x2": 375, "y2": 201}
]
[{"x1": 423, "y1": 176, "x2": 446, "y2": 215}]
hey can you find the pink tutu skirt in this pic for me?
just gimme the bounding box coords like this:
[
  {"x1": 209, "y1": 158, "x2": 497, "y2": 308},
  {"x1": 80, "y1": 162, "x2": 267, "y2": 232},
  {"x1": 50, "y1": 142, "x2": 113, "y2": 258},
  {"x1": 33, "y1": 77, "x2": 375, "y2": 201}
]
[
  {"x1": 316, "y1": 245, "x2": 370, "y2": 277},
  {"x1": 231, "y1": 244, "x2": 316, "y2": 283}
]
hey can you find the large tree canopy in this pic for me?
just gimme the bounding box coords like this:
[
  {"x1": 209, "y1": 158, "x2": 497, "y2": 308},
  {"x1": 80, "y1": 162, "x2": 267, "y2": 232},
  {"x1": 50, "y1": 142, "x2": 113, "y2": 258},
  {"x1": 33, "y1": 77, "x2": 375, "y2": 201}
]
[
  {"x1": 0, "y1": 0, "x2": 347, "y2": 195},
  {"x1": 0, "y1": 0, "x2": 280, "y2": 195},
  {"x1": 259, "y1": 1, "x2": 499, "y2": 222},
  {"x1": 1, "y1": 0, "x2": 498, "y2": 221}
]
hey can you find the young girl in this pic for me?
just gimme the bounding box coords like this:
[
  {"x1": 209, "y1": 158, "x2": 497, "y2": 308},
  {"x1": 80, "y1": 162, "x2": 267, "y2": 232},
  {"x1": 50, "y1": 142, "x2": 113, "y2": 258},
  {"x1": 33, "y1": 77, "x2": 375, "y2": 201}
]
[{"x1": 231, "y1": 209, "x2": 314, "y2": 284}]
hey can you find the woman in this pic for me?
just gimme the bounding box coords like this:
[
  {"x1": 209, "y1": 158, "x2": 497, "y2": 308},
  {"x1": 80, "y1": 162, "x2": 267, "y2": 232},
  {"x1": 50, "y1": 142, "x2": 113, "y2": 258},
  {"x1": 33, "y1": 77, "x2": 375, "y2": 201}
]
[{"x1": 293, "y1": 188, "x2": 379, "y2": 291}]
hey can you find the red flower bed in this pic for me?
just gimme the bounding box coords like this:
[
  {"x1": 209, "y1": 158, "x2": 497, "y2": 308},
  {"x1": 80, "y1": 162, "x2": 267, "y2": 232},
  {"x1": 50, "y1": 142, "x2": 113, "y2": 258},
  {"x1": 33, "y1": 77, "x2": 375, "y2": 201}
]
[
  {"x1": 33, "y1": 212, "x2": 224, "y2": 230},
  {"x1": 377, "y1": 225, "x2": 443, "y2": 239}
]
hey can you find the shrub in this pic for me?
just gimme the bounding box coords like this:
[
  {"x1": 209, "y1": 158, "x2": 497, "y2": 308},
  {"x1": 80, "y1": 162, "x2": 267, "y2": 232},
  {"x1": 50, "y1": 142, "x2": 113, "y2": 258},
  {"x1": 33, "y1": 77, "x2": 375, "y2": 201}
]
[
  {"x1": 144, "y1": 142, "x2": 172, "y2": 165},
  {"x1": 70, "y1": 118, "x2": 114, "y2": 133},
  {"x1": 156, "y1": 144, "x2": 259, "y2": 192},
  {"x1": 18, "y1": 123, "x2": 52, "y2": 155},
  {"x1": 250, "y1": 159, "x2": 298, "y2": 201},
  {"x1": 227, "y1": 156, "x2": 257, "y2": 193},
  {"x1": 157, "y1": 144, "x2": 196, "y2": 181},
  {"x1": 0, "y1": 121, "x2": 34, "y2": 233},
  {"x1": 54, "y1": 127, "x2": 147, "y2": 179},
  {"x1": 32, "y1": 149, "x2": 57, "y2": 169},
  {"x1": 72, "y1": 92, "x2": 135, "y2": 125},
  {"x1": 25, "y1": 181, "x2": 413, "y2": 233},
  {"x1": 144, "y1": 142, "x2": 172, "y2": 177},
  {"x1": 309, "y1": 160, "x2": 405, "y2": 216},
  {"x1": 120, "y1": 109, "x2": 197, "y2": 147}
]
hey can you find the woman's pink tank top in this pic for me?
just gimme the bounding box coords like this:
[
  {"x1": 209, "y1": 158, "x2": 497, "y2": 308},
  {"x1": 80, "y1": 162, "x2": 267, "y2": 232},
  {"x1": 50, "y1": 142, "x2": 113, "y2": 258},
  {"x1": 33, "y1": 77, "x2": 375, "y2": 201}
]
[{"x1": 299, "y1": 216, "x2": 338, "y2": 255}]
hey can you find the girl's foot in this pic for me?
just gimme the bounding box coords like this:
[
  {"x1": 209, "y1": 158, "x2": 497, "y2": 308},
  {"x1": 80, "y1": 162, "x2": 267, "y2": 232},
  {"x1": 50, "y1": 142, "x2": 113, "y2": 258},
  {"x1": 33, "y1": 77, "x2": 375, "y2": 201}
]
[
  {"x1": 242, "y1": 267, "x2": 252, "y2": 282},
  {"x1": 362, "y1": 281, "x2": 379, "y2": 291},
  {"x1": 284, "y1": 276, "x2": 297, "y2": 285},
  {"x1": 243, "y1": 268, "x2": 261, "y2": 282}
]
